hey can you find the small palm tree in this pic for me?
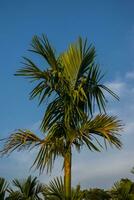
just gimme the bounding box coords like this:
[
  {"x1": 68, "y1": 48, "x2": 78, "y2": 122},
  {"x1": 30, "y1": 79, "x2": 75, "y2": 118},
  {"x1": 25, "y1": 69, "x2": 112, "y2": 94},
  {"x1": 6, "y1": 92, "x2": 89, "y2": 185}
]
[
  {"x1": 111, "y1": 179, "x2": 134, "y2": 200},
  {"x1": 42, "y1": 177, "x2": 84, "y2": 200},
  {"x1": 1, "y1": 36, "x2": 123, "y2": 200},
  {"x1": 0, "y1": 177, "x2": 8, "y2": 200},
  {"x1": 6, "y1": 176, "x2": 43, "y2": 200}
]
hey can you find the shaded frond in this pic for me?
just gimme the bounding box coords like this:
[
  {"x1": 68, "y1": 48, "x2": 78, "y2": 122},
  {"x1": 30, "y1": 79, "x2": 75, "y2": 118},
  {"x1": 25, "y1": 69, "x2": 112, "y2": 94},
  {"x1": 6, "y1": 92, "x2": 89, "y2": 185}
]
[
  {"x1": 40, "y1": 97, "x2": 64, "y2": 132},
  {"x1": 33, "y1": 135, "x2": 65, "y2": 173}
]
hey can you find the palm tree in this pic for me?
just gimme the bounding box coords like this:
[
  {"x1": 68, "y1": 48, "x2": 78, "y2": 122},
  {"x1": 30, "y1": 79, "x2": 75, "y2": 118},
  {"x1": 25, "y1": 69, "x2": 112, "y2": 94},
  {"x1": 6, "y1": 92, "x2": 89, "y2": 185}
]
[
  {"x1": 1, "y1": 35, "x2": 123, "y2": 200},
  {"x1": 6, "y1": 176, "x2": 43, "y2": 200},
  {"x1": 110, "y1": 179, "x2": 134, "y2": 200},
  {"x1": 42, "y1": 177, "x2": 84, "y2": 200},
  {"x1": 0, "y1": 177, "x2": 8, "y2": 200},
  {"x1": 83, "y1": 188, "x2": 111, "y2": 200}
]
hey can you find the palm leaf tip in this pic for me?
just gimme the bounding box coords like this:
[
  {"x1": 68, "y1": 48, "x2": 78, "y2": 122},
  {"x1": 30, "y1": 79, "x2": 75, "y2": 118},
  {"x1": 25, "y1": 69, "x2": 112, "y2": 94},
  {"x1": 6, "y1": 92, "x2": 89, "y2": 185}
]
[
  {"x1": 0, "y1": 129, "x2": 42, "y2": 156},
  {"x1": 94, "y1": 115, "x2": 123, "y2": 149}
]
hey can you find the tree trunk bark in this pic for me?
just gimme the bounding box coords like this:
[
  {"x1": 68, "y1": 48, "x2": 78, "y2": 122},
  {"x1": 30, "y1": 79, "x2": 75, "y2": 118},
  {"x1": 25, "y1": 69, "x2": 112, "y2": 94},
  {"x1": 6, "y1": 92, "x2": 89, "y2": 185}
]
[{"x1": 64, "y1": 147, "x2": 71, "y2": 200}]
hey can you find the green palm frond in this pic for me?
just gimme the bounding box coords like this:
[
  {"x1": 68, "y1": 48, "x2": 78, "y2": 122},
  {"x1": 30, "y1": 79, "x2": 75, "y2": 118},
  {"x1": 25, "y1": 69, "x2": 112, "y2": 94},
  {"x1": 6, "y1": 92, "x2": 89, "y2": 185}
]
[
  {"x1": 16, "y1": 57, "x2": 47, "y2": 80},
  {"x1": 1, "y1": 129, "x2": 65, "y2": 174},
  {"x1": 6, "y1": 191, "x2": 23, "y2": 200},
  {"x1": 59, "y1": 37, "x2": 95, "y2": 89},
  {"x1": 111, "y1": 179, "x2": 134, "y2": 200},
  {"x1": 7, "y1": 176, "x2": 43, "y2": 200},
  {"x1": 43, "y1": 177, "x2": 84, "y2": 200},
  {"x1": 43, "y1": 177, "x2": 65, "y2": 200},
  {"x1": 33, "y1": 136, "x2": 64, "y2": 173},
  {"x1": 60, "y1": 42, "x2": 81, "y2": 88},
  {"x1": 30, "y1": 34, "x2": 58, "y2": 69},
  {"x1": 16, "y1": 57, "x2": 55, "y2": 106},
  {"x1": 75, "y1": 114, "x2": 122, "y2": 151},
  {"x1": 76, "y1": 37, "x2": 96, "y2": 84},
  {"x1": 1, "y1": 130, "x2": 42, "y2": 155},
  {"x1": 60, "y1": 37, "x2": 118, "y2": 115},
  {"x1": 40, "y1": 97, "x2": 64, "y2": 132}
]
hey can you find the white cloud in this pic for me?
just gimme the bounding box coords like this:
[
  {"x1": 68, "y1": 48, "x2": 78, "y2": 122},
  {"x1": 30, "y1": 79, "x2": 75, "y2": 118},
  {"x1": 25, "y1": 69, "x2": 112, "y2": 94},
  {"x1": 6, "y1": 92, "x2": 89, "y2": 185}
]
[
  {"x1": 72, "y1": 150, "x2": 134, "y2": 188},
  {"x1": 126, "y1": 71, "x2": 134, "y2": 79},
  {"x1": 30, "y1": 120, "x2": 41, "y2": 132},
  {"x1": 124, "y1": 122, "x2": 134, "y2": 135}
]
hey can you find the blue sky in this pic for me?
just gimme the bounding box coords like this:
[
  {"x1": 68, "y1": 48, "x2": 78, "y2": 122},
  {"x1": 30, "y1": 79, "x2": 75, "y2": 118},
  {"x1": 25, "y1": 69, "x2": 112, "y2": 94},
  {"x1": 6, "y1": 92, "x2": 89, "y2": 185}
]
[{"x1": 0, "y1": 0, "x2": 134, "y2": 189}]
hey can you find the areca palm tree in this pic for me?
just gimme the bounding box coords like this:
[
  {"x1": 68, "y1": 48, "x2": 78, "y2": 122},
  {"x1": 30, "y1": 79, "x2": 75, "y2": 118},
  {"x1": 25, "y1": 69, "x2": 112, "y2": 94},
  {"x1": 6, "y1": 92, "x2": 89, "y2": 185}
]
[
  {"x1": 1, "y1": 35, "x2": 122, "y2": 200},
  {"x1": 6, "y1": 176, "x2": 43, "y2": 200}
]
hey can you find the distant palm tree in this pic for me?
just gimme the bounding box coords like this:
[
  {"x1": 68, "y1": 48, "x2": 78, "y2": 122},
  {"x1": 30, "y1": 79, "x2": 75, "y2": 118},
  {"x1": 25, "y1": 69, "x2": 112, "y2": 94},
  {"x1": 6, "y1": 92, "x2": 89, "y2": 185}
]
[
  {"x1": 0, "y1": 177, "x2": 8, "y2": 200},
  {"x1": 43, "y1": 177, "x2": 84, "y2": 200},
  {"x1": 1, "y1": 36, "x2": 123, "y2": 200},
  {"x1": 83, "y1": 188, "x2": 111, "y2": 200},
  {"x1": 6, "y1": 176, "x2": 43, "y2": 200},
  {"x1": 111, "y1": 178, "x2": 134, "y2": 200}
]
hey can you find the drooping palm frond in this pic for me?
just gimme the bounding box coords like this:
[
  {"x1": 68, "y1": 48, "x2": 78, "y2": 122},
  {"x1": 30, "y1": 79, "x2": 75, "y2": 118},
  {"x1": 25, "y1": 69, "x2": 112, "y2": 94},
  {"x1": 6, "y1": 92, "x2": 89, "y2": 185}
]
[
  {"x1": 84, "y1": 64, "x2": 119, "y2": 114},
  {"x1": 1, "y1": 130, "x2": 42, "y2": 155},
  {"x1": 1, "y1": 129, "x2": 65, "y2": 174},
  {"x1": 32, "y1": 137, "x2": 64, "y2": 173},
  {"x1": 73, "y1": 114, "x2": 123, "y2": 152}
]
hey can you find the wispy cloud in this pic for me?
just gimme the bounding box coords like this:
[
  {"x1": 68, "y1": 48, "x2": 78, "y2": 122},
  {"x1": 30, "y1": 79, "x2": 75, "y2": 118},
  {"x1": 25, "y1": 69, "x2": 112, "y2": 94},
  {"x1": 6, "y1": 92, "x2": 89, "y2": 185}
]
[
  {"x1": 126, "y1": 71, "x2": 134, "y2": 79},
  {"x1": 72, "y1": 149, "x2": 134, "y2": 188}
]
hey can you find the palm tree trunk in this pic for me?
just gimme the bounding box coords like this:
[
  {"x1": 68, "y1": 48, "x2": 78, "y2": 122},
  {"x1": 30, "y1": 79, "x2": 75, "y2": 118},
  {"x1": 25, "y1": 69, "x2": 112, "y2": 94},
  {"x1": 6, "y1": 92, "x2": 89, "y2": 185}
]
[{"x1": 64, "y1": 147, "x2": 71, "y2": 200}]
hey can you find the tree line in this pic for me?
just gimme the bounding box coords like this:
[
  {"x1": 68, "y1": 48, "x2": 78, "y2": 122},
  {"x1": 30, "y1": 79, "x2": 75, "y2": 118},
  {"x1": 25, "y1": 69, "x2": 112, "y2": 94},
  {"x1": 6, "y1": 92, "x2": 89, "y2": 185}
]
[{"x1": 1, "y1": 175, "x2": 134, "y2": 199}]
